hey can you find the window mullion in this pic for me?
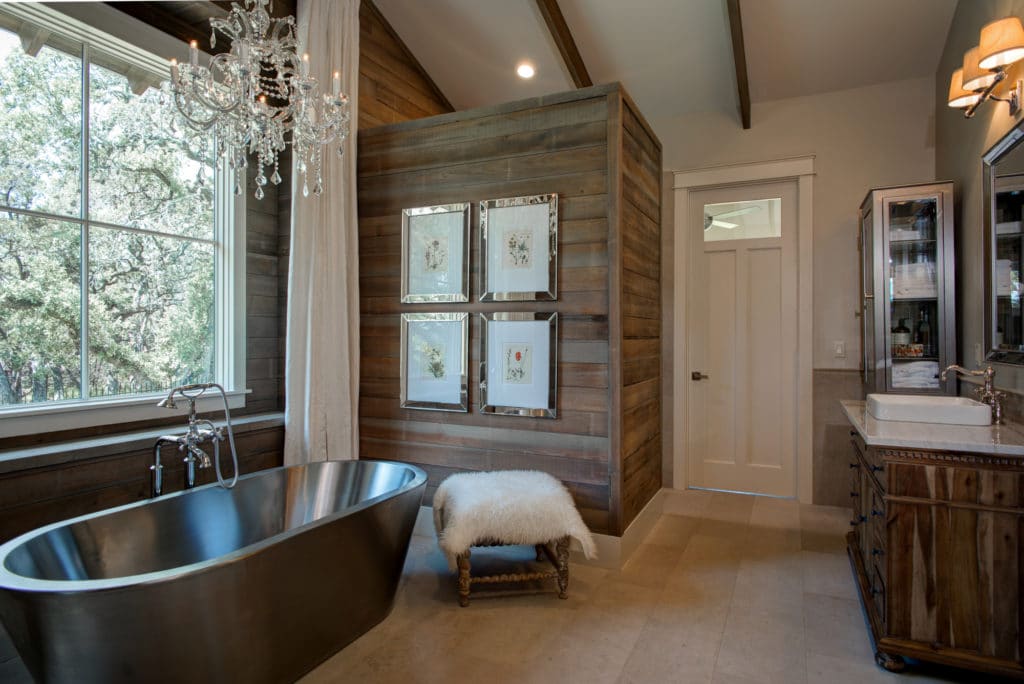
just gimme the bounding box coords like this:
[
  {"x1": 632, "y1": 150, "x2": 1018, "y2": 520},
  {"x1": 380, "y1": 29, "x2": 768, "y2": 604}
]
[{"x1": 79, "y1": 44, "x2": 90, "y2": 401}]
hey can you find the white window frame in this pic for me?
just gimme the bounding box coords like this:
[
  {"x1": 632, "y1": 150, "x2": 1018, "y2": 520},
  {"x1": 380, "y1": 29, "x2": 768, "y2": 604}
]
[{"x1": 0, "y1": 3, "x2": 247, "y2": 438}]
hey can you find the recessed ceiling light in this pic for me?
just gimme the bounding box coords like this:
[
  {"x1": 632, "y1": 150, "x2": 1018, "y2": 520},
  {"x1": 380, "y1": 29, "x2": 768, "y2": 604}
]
[{"x1": 516, "y1": 62, "x2": 535, "y2": 79}]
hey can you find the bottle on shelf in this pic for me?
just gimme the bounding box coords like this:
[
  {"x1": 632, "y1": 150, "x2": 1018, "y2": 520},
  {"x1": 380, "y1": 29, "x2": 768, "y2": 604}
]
[
  {"x1": 916, "y1": 308, "x2": 932, "y2": 356},
  {"x1": 892, "y1": 319, "x2": 911, "y2": 346}
]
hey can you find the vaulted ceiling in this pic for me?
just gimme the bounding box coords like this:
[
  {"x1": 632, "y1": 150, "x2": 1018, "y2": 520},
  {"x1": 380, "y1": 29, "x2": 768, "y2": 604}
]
[
  {"x1": 375, "y1": 0, "x2": 957, "y2": 128},
  {"x1": 110, "y1": 0, "x2": 958, "y2": 131}
]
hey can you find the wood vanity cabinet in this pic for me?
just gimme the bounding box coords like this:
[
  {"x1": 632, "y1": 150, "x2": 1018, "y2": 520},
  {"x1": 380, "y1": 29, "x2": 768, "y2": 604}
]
[{"x1": 847, "y1": 429, "x2": 1024, "y2": 679}]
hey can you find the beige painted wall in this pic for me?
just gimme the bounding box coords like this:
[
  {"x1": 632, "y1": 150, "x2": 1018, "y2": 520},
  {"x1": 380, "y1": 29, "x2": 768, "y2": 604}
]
[
  {"x1": 935, "y1": 0, "x2": 1024, "y2": 394},
  {"x1": 655, "y1": 77, "x2": 936, "y2": 500},
  {"x1": 654, "y1": 76, "x2": 936, "y2": 372}
]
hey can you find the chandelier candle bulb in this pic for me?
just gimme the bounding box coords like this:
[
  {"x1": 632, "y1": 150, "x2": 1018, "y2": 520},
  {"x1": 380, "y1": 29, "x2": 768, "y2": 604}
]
[
  {"x1": 333, "y1": 71, "x2": 341, "y2": 97},
  {"x1": 170, "y1": 58, "x2": 178, "y2": 81},
  {"x1": 301, "y1": 52, "x2": 309, "y2": 78},
  {"x1": 189, "y1": 40, "x2": 198, "y2": 67}
]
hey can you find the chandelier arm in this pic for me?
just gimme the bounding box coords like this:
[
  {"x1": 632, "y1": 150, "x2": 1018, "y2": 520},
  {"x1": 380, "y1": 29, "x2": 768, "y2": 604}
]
[
  {"x1": 178, "y1": 81, "x2": 241, "y2": 116},
  {"x1": 171, "y1": 90, "x2": 224, "y2": 130}
]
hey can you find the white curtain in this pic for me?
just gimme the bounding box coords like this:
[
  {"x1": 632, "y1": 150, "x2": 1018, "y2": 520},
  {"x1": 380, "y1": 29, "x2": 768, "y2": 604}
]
[{"x1": 284, "y1": 0, "x2": 360, "y2": 465}]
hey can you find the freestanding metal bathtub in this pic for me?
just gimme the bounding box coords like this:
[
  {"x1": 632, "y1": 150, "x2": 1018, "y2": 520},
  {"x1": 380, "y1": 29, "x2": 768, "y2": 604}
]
[{"x1": 0, "y1": 459, "x2": 426, "y2": 684}]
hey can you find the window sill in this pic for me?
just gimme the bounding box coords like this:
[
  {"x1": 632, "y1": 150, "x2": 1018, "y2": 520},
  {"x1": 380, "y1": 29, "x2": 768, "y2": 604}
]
[
  {"x1": 0, "y1": 411, "x2": 283, "y2": 475},
  {"x1": 0, "y1": 390, "x2": 250, "y2": 440}
]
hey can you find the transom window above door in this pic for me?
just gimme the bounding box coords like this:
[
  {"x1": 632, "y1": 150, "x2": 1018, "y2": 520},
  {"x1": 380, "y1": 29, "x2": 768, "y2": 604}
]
[{"x1": 703, "y1": 197, "x2": 782, "y2": 242}]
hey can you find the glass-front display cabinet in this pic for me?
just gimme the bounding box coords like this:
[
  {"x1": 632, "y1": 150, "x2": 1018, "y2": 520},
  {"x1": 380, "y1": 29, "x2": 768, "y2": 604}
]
[{"x1": 859, "y1": 182, "x2": 955, "y2": 394}]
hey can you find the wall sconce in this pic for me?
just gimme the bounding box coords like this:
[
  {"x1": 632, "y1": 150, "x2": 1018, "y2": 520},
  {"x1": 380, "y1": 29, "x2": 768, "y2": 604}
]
[{"x1": 948, "y1": 16, "x2": 1024, "y2": 118}]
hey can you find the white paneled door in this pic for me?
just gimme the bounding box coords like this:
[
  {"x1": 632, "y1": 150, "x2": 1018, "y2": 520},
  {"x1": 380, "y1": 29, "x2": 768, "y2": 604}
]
[{"x1": 686, "y1": 181, "x2": 798, "y2": 497}]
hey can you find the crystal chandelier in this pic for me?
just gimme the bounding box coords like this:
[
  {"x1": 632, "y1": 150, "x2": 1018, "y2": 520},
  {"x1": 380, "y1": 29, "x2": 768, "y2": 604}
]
[{"x1": 167, "y1": 0, "x2": 350, "y2": 199}]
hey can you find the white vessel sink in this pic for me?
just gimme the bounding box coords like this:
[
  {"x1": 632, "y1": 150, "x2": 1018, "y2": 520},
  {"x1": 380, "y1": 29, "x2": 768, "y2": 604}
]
[{"x1": 866, "y1": 394, "x2": 992, "y2": 426}]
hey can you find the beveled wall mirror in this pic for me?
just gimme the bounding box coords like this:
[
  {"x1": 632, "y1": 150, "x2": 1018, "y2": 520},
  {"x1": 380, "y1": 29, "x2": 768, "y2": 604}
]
[{"x1": 984, "y1": 120, "x2": 1024, "y2": 364}]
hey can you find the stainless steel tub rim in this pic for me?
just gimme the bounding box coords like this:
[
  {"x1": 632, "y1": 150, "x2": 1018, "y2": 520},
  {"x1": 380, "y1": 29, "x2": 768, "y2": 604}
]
[{"x1": 0, "y1": 459, "x2": 427, "y2": 594}]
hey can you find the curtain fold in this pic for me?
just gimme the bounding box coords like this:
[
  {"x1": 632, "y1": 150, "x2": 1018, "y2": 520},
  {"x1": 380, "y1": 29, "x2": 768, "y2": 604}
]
[{"x1": 284, "y1": 0, "x2": 360, "y2": 465}]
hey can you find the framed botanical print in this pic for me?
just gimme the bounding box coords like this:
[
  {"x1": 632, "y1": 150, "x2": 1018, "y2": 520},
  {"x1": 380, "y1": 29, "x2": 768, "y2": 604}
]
[
  {"x1": 479, "y1": 194, "x2": 557, "y2": 301},
  {"x1": 400, "y1": 312, "x2": 469, "y2": 412},
  {"x1": 480, "y1": 312, "x2": 557, "y2": 418},
  {"x1": 401, "y1": 203, "x2": 470, "y2": 303}
]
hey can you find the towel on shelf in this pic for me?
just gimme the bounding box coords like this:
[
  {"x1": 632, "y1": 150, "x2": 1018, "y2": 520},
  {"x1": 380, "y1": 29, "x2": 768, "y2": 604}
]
[
  {"x1": 433, "y1": 470, "x2": 597, "y2": 569},
  {"x1": 997, "y1": 259, "x2": 1014, "y2": 296},
  {"x1": 892, "y1": 361, "x2": 939, "y2": 389},
  {"x1": 892, "y1": 263, "x2": 937, "y2": 299}
]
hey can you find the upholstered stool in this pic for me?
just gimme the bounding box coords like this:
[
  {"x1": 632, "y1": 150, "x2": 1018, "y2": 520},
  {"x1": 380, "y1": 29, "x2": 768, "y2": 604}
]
[{"x1": 433, "y1": 470, "x2": 597, "y2": 607}]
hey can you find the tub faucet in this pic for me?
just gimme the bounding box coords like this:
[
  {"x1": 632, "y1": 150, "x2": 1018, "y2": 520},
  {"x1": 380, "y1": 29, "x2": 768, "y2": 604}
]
[
  {"x1": 941, "y1": 364, "x2": 1004, "y2": 424},
  {"x1": 151, "y1": 384, "x2": 235, "y2": 497}
]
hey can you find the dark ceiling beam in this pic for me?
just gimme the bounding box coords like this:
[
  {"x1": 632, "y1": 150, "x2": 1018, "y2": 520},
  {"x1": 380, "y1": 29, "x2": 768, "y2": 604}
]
[
  {"x1": 726, "y1": 0, "x2": 751, "y2": 129},
  {"x1": 535, "y1": 0, "x2": 592, "y2": 89},
  {"x1": 105, "y1": 2, "x2": 215, "y2": 51}
]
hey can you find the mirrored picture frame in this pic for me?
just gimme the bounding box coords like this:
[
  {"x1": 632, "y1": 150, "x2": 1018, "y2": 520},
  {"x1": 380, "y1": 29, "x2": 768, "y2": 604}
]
[
  {"x1": 479, "y1": 194, "x2": 557, "y2": 301},
  {"x1": 401, "y1": 203, "x2": 470, "y2": 303},
  {"x1": 480, "y1": 312, "x2": 557, "y2": 418},
  {"x1": 400, "y1": 312, "x2": 469, "y2": 412}
]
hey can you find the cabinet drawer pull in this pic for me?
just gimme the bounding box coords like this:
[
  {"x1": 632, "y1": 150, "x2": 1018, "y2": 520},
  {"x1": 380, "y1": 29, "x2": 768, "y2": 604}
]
[
  {"x1": 870, "y1": 465, "x2": 883, "y2": 473},
  {"x1": 849, "y1": 462, "x2": 859, "y2": 470},
  {"x1": 850, "y1": 491, "x2": 859, "y2": 498},
  {"x1": 850, "y1": 429, "x2": 857, "y2": 437},
  {"x1": 871, "y1": 509, "x2": 884, "y2": 517},
  {"x1": 849, "y1": 515, "x2": 867, "y2": 526},
  {"x1": 870, "y1": 586, "x2": 881, "y2": 597},
  {"x1": 871, "y1": 548, "x2": 885, "y2": 556}
]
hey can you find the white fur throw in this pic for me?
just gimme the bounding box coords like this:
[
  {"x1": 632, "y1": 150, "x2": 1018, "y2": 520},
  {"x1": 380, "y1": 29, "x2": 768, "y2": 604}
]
[{"x1": 433, "y1": 470, "x2": 597, "y2": 567}]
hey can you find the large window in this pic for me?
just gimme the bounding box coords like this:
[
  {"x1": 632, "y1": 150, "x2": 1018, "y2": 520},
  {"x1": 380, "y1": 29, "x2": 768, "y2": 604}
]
[{"x1": 0, "y1": 6, "x2": 242, "y2": 422}]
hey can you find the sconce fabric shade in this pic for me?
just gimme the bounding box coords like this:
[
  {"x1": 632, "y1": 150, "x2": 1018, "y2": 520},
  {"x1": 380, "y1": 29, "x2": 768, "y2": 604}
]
[
  {"x1": 979, "y1": 17, "x2": 1024, "y2": 69},
  {"x1": 948, "y1": 68, "x2": 982, "y2": 108},
  {"x1": 964, "y1": 46, "x2": 998, "y2": 91}
]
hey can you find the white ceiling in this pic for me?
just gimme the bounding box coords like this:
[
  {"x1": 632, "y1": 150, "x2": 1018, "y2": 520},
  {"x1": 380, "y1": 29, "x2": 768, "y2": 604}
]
[
  {"x1": 743, "y1": 0, "x2": 958, "y2": 103},
  {"x1": 373, "y1": 0, "x2": 958, "y2": 124},
  {"x1": 372, "y1": 0, "x2": 573, "y2": 110}
]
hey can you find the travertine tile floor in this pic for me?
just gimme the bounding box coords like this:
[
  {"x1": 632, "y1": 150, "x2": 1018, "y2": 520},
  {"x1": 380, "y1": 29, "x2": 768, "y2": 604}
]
[
  {"x1": 302, "y1": 491, "x2": 1000, "y2": 684},
  {"x1": 0, "y1": 491, "x2": 1005, "y2": 683}
]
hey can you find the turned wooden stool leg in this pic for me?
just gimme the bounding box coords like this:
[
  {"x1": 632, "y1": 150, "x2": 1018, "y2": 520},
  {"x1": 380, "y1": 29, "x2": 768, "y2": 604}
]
[
  {"x1": 555, "y1": 536, "x2": 570, "y2": 599},
  {"x1": 456, "y1": 549, "x2": 472, "y2": 607}
]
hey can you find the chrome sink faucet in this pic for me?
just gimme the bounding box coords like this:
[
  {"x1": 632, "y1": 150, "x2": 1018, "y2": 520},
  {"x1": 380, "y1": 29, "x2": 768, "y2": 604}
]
[
  {"x1": 941, "y1": 364, "x2": 1004, "y2": 424},
  {"x1": 151, "y1": 383, "x2": 231, "y2": 497}
]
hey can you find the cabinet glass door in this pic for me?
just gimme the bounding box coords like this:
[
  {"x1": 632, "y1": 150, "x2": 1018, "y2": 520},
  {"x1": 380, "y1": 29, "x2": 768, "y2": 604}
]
[
  {"x1": 887, "y1": 196, "x2": 939, "y2": 390},
  {"x1": 995, "y1": 180, "x2": 1024, "y2": 349}
]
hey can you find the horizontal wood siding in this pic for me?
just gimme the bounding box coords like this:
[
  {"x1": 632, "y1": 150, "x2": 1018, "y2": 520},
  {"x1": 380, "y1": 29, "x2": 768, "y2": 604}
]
[
  {"x1": 0, "y1": 425, "x2": 284, "y2": 543},
  {"x1": 357, "y1": 87, "x2": 616, "y2": 534},
  {"x1": 617, "y1": 94, "x2": 663, "y2": 531},
  {"x1": 358, "y1": 0, "x2": 453, "y2": 128}
]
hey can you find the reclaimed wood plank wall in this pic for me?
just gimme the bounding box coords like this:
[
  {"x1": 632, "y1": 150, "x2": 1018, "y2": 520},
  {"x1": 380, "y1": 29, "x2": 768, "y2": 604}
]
[
  {"x1": 359, "y1": 0, "x2": 454, "y2": 128},
  {"x1": 356, "y1": 84, "x2": 661, "y2": 535},
  {"x1": 0, "y1": 423, "x2": 284, "y2": 543},
  {"x1": 617, "y1": 94, "x2": 663, "y2": 529}
]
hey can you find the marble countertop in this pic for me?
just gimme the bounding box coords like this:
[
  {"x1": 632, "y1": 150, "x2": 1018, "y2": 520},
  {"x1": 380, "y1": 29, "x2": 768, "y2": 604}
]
[{"x1": 841, "y1": 400, "x2": 1024, "y2": 456}]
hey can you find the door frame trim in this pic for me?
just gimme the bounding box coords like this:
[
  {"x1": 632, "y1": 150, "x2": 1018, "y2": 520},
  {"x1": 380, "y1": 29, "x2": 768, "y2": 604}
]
[{"x1": 672, "y1": 156, "x2": 815, "y2": 503}]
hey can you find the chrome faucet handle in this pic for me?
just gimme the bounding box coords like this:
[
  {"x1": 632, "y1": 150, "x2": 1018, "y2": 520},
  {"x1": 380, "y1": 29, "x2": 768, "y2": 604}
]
[{"x1": 187, "y1": 444, "x2": 212, "y2": 469}]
